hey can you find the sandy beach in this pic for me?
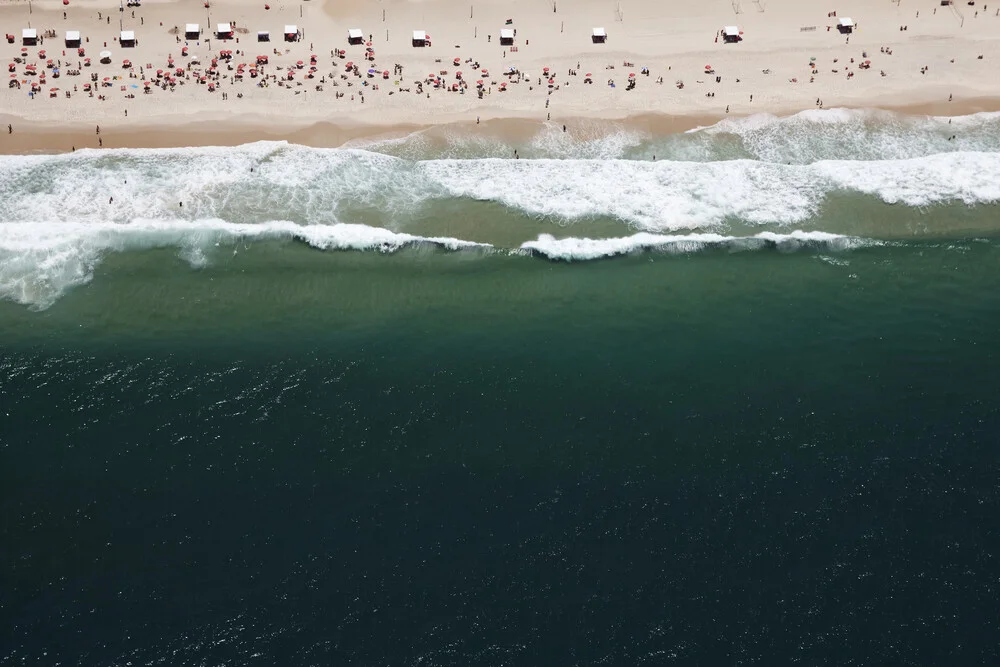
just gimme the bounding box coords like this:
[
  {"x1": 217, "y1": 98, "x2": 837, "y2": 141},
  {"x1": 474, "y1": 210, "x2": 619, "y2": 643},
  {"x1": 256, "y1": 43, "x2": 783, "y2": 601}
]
[{"x1": 0, "y1": 0, "x2": 998, "y2": 150}]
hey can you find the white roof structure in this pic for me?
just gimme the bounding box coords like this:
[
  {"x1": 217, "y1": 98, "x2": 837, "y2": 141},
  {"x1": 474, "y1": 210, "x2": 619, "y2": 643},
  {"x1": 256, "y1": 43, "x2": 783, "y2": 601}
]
[
  {"x1": 186, "y1": 24, "x2": 199, "y2": 34},
  {"x1": 284, "y1": 25, "x2": 297, "y2": 34},
  {"x1": 258, "y1": 30, "x2": 269, "y2": 37},
  {"x1": 217, "y1": 23, "x2": 232, "y2": 34},
  {"x1": 65, "y1": 30, "x2": 80, "y2": 41},
  {"x1": 839, "y1": 17, "x2": 854, "y2": 27},
  {"x1": 22, "y1": 28, "x2": 37, "y2": 39},
  {"x1": 413, "y1": 30, "x2": 426, "y2": 41},
  {"x1": 723, "y1": 25, "x2": 739, "y2": 36},
  {"x1": 500, "y1": 28, "x2": 514, "y2": 39},
  {"x1": 592, "y1": 27, "x2": 607, "y2": 37},
  {"x1": 120, "y1": 30, "x2": 135, "y2": 41},
  {"x1": 348, "y1": 28, "x2": 363, "y2": 40}
]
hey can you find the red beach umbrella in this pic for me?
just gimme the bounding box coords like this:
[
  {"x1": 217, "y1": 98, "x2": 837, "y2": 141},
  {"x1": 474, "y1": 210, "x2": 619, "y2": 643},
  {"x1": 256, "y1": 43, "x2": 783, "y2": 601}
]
[{"x1": 476, "y1": 79, "x2": 483, "y2": 85}]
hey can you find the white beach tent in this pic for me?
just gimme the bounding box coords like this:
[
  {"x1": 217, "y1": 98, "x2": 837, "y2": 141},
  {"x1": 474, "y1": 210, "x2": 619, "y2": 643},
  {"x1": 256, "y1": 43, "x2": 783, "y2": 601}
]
[
  {"x1": 185, "y1": 24, "x2": 200, "y2": 40},
  {"x1": 722, "y1": 25, "x2": 740, "y2": 43},
  {"x1": 838, "y1": 17, "x2": 855, "y2": 33},
  {"x1": 257, "y1": 30, "x2": 270, "y2": 42},
  {"x1": 65, "y1": 30, "x2": 81, "y2": 48},
  {"x1": 499, "y1": 28, "x2": 514, "y2": 45},
  {"x1": 284, "y1": 25, "x2": 298, "y2": 42},
  {"x1": 22, "y1": 28, "x2": 37, "y2": 46},
  {"x1": 216, "y1": 23, "x2": 233, "y2": 39},
  {"x1": 120, "y1": 30, "x2": 136, "y2": 47},
  {"x1": 412, "y1": 30, "x2": 427, "y2": 47},
  {"x1": 591, "y1": 27, "x2": 607, "y2": 44},
  {"x1": 348, "y1": 28, "x2": 363, "y2": 45}
]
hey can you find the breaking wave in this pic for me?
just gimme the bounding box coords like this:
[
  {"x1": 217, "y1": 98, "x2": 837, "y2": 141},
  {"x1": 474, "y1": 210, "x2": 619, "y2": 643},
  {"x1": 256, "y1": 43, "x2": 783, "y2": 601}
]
[
  {"x1": 1, "y1": 142, "x2": 1000, "y2": 233},
  {"x1": 0, "y1": 220, "x2": 881, "y2": 310}
]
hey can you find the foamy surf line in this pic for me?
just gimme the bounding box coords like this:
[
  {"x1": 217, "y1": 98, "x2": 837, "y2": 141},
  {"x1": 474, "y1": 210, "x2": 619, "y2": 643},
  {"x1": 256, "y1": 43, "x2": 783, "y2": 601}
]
[
  {"x1": 0, "y1": 221, "x2": 881, "y2": 309},
  {"x1": 0, "y1": 220, "x2": 488, "y2": 310},
  {"x1": 3, "y1": 142, "x2": 1000, "y2": 231},
  {"x1": 519, "y1": 230, "x2": 881, "y2": 260}
]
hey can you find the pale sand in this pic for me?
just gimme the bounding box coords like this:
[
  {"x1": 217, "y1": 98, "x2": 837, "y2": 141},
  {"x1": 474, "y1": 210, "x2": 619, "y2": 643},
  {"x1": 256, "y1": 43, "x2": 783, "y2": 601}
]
[{"x1": 1, "y1": 0, "x2": 1000, "y2": 151}]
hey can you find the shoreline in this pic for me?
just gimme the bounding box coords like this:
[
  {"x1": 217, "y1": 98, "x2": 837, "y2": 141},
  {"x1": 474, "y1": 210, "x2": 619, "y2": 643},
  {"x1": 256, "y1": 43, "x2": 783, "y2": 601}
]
[{"x1": 2, "y1": 97, "x2": 999, "y2": 154}]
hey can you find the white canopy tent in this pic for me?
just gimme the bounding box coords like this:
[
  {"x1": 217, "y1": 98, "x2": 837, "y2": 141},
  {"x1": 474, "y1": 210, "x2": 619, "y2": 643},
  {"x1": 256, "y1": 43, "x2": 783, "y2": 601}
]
[
  {"x1": 257, "y1": 30, "x2": 270, "y2": 42},
  {"x1": 22, "y1": 28, "x2": 37, "y2": 45},
  {"x1": 185, "y1": 24, "x2": 199, "y2": 39},
  {"x1": 65, "y1": 30, "x2": 81, "y2": 47},
  {"x1": 120, "y1": 30, "x2": 136, "y2": 46},
  {"x1": 838, "y1": 17, "x2": 855, "y2": 33},
  {"x1": 217, "y1": 23, "x2": 233, "y2": 38},
  {"x1": 591, "y1": 27, "x2": 607, "y2": 43},
  {"x1": 412, "y1": 30, "x2": 427, "y2": 46},
  {"x1": 348, "y1": 28, "x2": 363, "y2": 44},
  {"x1": 499, "y1": 28, "x2": 514, "y2": 45},
  {"x1": 722, "y1": 25, "x2": 740, "y2": 42},
  {"x1": 284, "y1": 25, "x2": 298, "y2": 42}
]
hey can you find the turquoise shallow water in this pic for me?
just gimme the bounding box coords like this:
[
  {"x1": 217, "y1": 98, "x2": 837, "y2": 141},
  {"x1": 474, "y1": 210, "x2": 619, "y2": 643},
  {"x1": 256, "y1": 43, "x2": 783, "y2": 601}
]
[{"x1": 2, "y1": 239, "x2": 999, "y2": 665}]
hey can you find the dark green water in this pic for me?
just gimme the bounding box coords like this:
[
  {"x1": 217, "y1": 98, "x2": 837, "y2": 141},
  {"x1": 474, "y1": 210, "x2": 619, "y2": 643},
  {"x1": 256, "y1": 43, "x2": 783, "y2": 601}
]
[{"x1": 3, "y1": 241, "x2": 1000, "y2": 665}]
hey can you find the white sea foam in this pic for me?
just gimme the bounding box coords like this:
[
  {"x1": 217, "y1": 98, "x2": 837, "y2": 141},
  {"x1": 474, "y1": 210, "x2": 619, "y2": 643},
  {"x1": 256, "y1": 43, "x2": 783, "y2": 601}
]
[
  {"x1": 692, "y1": 108, "x2": 1000, "y2": 163},
  {"x1": 423, "y1": 151, "x2": 1000, "y2": 228},
  {"x1": 0, "y1": 219, "x2": 487, "y2": 309},
  {"x1": 521, "y1": 230, "x2": 875, "y2": 261},
  {"x1": 2, "y1": 142, "x2": 999, "y2": 232},
  {"x1": 1, "y1": 137, "x2": 999, "y2": 309}
]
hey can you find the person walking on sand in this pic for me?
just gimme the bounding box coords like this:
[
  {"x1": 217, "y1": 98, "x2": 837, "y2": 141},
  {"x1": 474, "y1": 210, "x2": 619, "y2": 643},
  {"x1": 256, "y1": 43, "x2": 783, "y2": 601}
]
[
  {"x1": 96, "y1": 125, "x2": 100, "y2": 135},
  {"x1": 7, "y1": 124, "x2": 11, "y2": 134}
]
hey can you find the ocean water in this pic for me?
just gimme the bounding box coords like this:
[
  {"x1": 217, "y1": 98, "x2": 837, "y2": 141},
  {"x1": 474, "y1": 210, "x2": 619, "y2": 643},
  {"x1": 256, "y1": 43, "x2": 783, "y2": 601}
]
[{"x1": 2, "y1": 109, "x2": 1000, "y2": 665}]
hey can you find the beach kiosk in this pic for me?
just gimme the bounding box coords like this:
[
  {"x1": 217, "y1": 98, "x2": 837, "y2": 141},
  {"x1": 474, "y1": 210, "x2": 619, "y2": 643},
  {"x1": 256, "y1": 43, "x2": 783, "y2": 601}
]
[
  {"x1": 837, "y1": 17, "x2": 854, "y2": 34},
  {"x1": 499, "y1": 28, "x2": 514, "y2": 45},
  {"x1": 284, "y1": 25, "x2": 298, "y2": 42},
  {"x1": 22, "y1": 28, "x2": 37, "y2": 46},
  {"x1": 591, "y1": 27, "x2": 607, "y2": 44},
  {"x1": 412, "y1": 30, "x2": 428, "y2": 47},
  {"x1": 722, "y1": 26, "x2": 740, "y2": 43},
  {"x1": 257, "y1": 30, "x2": 270, "y2": 42},
  {"x1": 120, "y1": 30, "x2": 136, "y2": 47},
  {"x1": 216, "y1": 23, "x2": 233, "y2": 39},
  {"x1": 185, "y1": 24, "x2": 199, "y2": 40},
  {"x1": 348, "y1": 28, "x2": 363, "y2": 45},
  {"x1": 65, "y1": 30, "x2": 81, "y2": 48}
]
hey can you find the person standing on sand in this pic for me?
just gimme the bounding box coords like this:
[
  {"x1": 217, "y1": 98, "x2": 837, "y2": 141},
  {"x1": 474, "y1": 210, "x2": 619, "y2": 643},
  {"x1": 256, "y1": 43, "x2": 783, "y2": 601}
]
[
  {"x1": 7, "y1": 124, "x2": 11, "y2": 134},
  {"x1": 96, "y1": 125, "x2": 100, "y2": 135}
]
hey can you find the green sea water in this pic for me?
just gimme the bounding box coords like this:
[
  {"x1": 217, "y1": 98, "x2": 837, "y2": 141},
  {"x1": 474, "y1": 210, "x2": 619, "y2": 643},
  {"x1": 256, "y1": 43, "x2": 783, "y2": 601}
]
[
  {"x1": 2, "y1": 237, "x2": 999, "y2": 664},
  {"x1": 4, "y1": 110, "x2": 1000, "y2": 663}
]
